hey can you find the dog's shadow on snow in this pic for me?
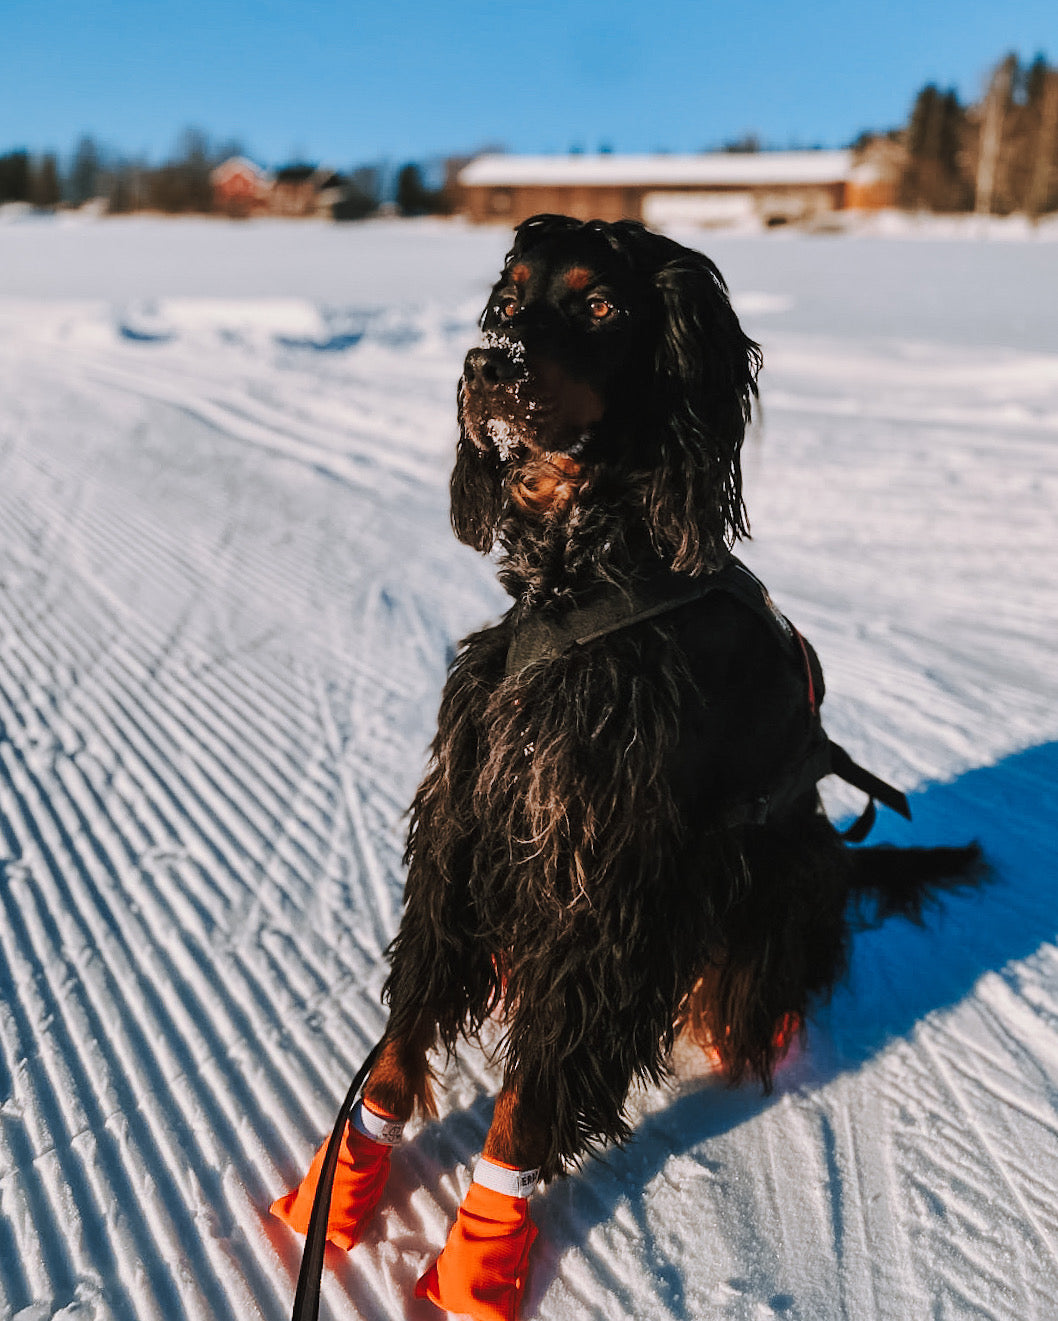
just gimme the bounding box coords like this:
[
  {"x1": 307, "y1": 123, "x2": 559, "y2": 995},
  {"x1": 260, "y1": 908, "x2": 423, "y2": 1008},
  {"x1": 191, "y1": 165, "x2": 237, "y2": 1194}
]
[{"x1": 350, "y1": 740, "x2": 1058, "y2": 1317}]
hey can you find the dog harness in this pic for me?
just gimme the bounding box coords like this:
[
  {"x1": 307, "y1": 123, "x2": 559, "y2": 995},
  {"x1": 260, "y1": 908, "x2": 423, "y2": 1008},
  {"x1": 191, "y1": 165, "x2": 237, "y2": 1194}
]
[{"x1": 505, "y1": 556, "x2": 910, "y2": 843}]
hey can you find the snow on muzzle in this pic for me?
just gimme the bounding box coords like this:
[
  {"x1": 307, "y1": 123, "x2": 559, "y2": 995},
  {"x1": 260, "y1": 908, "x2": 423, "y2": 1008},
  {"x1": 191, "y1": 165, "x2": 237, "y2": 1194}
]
[{"x1": 460, "y1": 336, "x2": 603, "y2": 461}]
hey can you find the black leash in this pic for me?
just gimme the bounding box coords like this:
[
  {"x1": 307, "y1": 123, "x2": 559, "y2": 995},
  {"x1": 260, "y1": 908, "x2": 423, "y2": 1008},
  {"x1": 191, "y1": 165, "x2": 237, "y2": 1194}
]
[{"x1": 290, "y1": 1038, "x2": 383, "y2": 1321}]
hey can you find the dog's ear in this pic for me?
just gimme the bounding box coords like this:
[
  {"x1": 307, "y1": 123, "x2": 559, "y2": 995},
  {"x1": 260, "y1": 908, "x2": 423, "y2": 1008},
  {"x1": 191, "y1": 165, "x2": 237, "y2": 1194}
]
[
  {"x1": 645, "y1": 252, "x2": 762, "y2": 575},
  {"x1": 450, "y1": 383, "x2": 505, "y2": 553}
]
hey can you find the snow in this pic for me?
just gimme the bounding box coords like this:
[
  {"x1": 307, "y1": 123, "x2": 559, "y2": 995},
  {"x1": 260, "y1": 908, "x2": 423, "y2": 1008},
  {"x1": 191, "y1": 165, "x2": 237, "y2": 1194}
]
[
  {"x1": 458, "y1": 151, "x2": 854, "y2": 187},
  {"x1": 0, "y1": 215, "x2": 1057, "y2": 1321}
]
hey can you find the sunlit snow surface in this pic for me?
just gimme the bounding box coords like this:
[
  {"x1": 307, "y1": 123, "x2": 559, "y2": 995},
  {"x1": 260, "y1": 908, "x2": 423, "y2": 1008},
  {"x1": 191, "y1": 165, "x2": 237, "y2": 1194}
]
[{"x1": 0, "y1": 215, "x2": 1057, "y2": 1321}]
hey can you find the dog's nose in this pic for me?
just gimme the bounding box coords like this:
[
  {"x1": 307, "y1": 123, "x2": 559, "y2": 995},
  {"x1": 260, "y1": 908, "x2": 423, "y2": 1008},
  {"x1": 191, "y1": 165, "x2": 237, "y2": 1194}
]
[{"x1": 463, "y1": 347, "x2": 521, "y2": 389}]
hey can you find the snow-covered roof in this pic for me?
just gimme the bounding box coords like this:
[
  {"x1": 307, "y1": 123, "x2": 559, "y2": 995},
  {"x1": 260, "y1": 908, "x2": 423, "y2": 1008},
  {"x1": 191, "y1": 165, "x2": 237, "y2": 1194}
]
[
  {"x1": 210, "y1": 156, "x2": 270, "y2": 185},
  {"x1": 459, "y1": 151, "x2": 854, "y2": 189}
]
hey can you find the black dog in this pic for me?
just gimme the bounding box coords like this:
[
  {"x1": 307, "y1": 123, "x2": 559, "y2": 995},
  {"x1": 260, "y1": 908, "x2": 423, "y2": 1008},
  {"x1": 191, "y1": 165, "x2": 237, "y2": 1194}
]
[{"x1": 275, "y1": 215, "x2": 982, "y2": 1320}]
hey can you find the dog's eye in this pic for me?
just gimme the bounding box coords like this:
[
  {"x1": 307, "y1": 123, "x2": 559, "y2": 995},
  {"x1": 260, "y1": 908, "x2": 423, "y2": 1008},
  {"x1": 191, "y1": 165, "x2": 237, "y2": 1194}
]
[
  {"x1": 498, "y1": 296, "x2": 519, "y2": 319},
  {"x1": 587, "y1": 297, "x2": 615, "y2": 321}
]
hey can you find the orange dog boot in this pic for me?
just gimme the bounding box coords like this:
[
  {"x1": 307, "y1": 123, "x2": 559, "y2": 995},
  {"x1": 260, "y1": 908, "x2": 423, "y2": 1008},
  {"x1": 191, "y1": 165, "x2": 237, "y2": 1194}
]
[
  {"x1": 270, "y1": 1099, "x2": 404, "y2": 1251},
  {"x1": 416, "y1": 1158, "x2": 539, "y2": 1321}
]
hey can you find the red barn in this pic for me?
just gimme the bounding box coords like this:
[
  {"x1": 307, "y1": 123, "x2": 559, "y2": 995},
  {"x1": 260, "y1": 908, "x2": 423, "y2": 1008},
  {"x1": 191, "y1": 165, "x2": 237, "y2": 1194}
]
[
  {"x1": 457, "y1": 151, "x2": 897, "y2": 228},
  {"x1": 211, "y1": 157, "x2": 271, "y2": 218}
]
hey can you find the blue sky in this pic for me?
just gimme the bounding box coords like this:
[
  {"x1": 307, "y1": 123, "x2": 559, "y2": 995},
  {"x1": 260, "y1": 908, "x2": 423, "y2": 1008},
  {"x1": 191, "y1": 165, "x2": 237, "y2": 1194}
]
[{"x1": 3, "y1": 1, "x2": 1054, "y2": 168}]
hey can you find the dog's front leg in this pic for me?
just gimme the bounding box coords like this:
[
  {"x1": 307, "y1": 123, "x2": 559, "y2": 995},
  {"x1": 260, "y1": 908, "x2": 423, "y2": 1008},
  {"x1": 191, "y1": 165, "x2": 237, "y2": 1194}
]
[
  {"x1": 271, "y1": 1021, "x2": 436, "y2": 1250},
  {"x1": 363, "y1": 1024, "x2": 437, "y2": 1121},
  {"x1": 482, "y1": 1082, "x2": 547, "y2": 1171},
  {"x1": 416, "y1": 1081, "x2": 544, "y2": 1321}
]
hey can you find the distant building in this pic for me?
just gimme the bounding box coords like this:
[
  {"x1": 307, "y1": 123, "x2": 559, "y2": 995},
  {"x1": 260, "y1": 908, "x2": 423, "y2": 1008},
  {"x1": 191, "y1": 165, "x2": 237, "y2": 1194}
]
[
  {"x1": 271, "y1": 164, "x2": 347, "y2": 218},
  {"x1": 211, "y1": 158, "x2": 351, "y2": 219},
  {"x1": 210, "y1": 157, "x2": 271, "y2": 218},
  {"x1": 845, "y1": 136, "x2": 907, "y2": 211},
  {"x1": 457, "y1": 151, "x2": 896, "y2": 227}
]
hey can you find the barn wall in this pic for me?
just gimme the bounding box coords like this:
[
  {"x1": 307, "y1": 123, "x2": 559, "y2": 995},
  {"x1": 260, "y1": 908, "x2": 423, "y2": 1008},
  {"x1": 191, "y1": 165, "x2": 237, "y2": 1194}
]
[
  {"x1": 464, "y1": 180, "x2": 849, "y2": 225},
  {"x1": 467, "y1": 185, "x2": 646, "y2": 224}
]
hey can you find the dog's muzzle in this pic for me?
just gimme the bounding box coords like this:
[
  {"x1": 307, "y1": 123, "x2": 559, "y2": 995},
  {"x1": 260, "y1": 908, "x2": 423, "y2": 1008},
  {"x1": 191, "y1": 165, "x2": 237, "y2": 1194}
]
[
  {"x1": 463, "y1": 340, "x2": 525, "y2": 393},
  {"x1": 462, "y1": 339, "x2": 530, "y2": 458}
]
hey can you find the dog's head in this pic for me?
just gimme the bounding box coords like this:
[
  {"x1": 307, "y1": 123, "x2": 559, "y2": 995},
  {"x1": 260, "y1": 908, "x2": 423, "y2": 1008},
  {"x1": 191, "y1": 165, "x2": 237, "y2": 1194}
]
[{"x1": 452, "y1": 214, "x2": 762, "y2": 576}]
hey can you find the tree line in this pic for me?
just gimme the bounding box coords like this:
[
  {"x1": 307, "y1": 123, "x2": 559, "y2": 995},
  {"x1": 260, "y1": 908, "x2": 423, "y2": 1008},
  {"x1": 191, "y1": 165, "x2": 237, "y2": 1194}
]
[
  {"x1": 0, "y1": 127, "x2": 452, "y2": 219},
  {"x1": 2, "y1": 52, "x2": 1055, "y2": 219},
  {"x1": 898, "y1": 52, "x2": 1058, "y2": 215},
  {"x1": 0, "y1": 130, "x2": 223, "y2": 212}
]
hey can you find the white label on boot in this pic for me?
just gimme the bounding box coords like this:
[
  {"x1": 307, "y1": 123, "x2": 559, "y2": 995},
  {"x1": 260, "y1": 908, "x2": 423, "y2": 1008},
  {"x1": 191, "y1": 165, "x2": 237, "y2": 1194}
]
[
  {"x1": 472, "y1": 1156, "x2": 541, "y2": 1198},
  {"x1": 352, "y1": 1099, "x2": 405, "y2": 1146}
]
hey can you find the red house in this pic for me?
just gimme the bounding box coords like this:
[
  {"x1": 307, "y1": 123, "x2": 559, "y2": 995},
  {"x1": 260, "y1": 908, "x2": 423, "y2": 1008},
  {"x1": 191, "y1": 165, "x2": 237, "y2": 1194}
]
[{"x1": 211, "y1": 157, "x2": 271, "y2": 218}]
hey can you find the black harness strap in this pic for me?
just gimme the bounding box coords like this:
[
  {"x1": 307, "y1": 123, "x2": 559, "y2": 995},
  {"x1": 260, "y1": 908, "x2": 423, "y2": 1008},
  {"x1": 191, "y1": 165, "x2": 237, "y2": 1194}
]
[
  {"x1": 505, "y1": 572, "x2": 729, "y2": 679},
  {"x1": 829, "y1": 742, "x2": 911, "y2": 841},
  {"x1": 505, "y1": 557, "x2": 911, "y2": 839},
  {"x1": 505, "y1": 558, "x2": 798, "y2": 682}
]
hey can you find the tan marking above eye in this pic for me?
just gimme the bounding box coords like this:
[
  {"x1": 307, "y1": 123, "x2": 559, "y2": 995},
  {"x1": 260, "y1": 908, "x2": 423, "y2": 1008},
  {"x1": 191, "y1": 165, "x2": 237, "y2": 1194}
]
[
  {"x1": 564, "y1": 267, "x2": 594, "y2": 291},
  {"x1": 511, "y1": 263, "x2": 530, "y2": 286}
]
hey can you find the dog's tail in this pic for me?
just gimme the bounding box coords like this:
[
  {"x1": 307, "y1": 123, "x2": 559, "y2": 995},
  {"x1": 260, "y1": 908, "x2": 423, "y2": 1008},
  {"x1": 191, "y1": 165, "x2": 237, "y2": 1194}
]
[{"x1": 847, "y1": 841, "x2": 989, "y2": 924}]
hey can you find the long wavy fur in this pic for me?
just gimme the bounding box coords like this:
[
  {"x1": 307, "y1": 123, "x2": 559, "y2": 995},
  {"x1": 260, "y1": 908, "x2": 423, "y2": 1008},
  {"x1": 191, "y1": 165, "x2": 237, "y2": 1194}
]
[
  {"x1": 387, "y1": 619, "x2": 729, "y2": 1176},
  {"x1": 383, "y1": 215, "x2": 983, "y2": 1181},
  {"x1": 646, "y1": 254, "x2": 762, "y2": 572}
]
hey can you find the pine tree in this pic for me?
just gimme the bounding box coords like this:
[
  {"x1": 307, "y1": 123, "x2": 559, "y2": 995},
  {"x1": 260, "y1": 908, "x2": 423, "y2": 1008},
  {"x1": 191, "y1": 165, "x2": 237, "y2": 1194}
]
[
  {"x1": 68, "y1": 135, "x2": 103, "y2": 205},
  {"x1": 1023, "y1": 53, "x2": 1049, "y2": 107},
  {"x1": 901, "y1": 85, "x2": 971, "y2": 210},
  {"x1": 396, "y1": 163, "x2": 431, "y2": 216},
  {"x1": 1026, "y1": 67, "x2": 1058, "y2": 217},
  {"x1": 145, "y1": 128, "x2": 216, "y2": 213},
  {"x1": 29, "y1": 154, "x2": 61, "y2": 208},
  {"x1": 0, "y1": 150, "x2": 31, "y2": 204},
  {"x1": 174, "y1": 127, "x2": 214, "y2": 212}
]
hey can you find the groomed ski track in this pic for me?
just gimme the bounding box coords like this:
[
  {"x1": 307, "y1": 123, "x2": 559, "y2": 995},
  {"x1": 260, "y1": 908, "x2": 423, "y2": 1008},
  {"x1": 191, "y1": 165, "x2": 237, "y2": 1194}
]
[{"x1": 0, "y1": 217, "x2": 1057, "y2": 1321}]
